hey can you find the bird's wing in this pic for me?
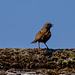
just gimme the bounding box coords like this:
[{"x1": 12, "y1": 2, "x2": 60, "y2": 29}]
[
  {"x1": 35, "y1": 28, "x2": 50, "y2": 42},
  {"x1": 41, "y1": 30, "x2": 51, "y2": 40},
  {"x1": 35, "y1": 31, "x2": 44, "y2": 41}
]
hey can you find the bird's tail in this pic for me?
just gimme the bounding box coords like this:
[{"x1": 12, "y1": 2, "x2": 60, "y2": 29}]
[{"x1": 31, "y1": 40, "x2": 37, "y2": 44}]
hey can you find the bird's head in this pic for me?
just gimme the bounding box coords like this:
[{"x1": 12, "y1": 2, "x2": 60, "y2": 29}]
[{"x1": 43, "y1": 23, "x2": 53, "y2": 30}]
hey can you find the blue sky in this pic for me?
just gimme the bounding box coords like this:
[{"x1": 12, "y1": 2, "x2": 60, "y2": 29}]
[{"x1": 0, "y1": 0, "x2": 75, "y2": 49}]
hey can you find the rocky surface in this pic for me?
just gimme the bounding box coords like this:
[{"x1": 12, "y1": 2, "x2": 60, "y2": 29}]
[{"x1": 0, "y1": 48, "x2": 75, "y2": 75}]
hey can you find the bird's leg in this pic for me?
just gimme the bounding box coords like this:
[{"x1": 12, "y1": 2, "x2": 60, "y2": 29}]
[
  {"x1": 44, "y1": 43, "x2": 49, "y2": 49},
  {"x1": 38, "y1": 42, "x2": 40, "y2": 49}
]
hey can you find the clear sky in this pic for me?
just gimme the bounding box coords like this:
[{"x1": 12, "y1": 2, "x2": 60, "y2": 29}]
[{"x1": 0, "y1": 0, "x2": 75, "y2": 49}]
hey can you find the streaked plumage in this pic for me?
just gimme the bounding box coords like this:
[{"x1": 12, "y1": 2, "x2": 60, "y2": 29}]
[{"x1": 31, "y1": 23, "x2": 53, "y2": 49}]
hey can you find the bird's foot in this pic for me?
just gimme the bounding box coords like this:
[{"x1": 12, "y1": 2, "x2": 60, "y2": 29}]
[
  {"x1": 46, "y1": 47, "x2": 49, "y2": 50},
  {"x1": 38, "y1": 47, "x2": 41, "y2": 49}
]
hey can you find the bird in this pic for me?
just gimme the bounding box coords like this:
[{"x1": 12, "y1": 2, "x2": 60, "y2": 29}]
[{"x1": 31, "y1": 23, "x2": 53, "y2": 49}]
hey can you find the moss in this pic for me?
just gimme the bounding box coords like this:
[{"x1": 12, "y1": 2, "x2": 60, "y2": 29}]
[
  {"x1": 72, "y1": 49, "x2": 75, "y2": 52},
  {"x1": 45, "y1": 62, "x2": 57, "y2": 69},
  {"x1": 58, "y1": 59, "x2": 63, "y2": 63},
  {"x1": 51, "y1": 56, "x2": 59, "y2": 62},
  {"x1": 14, "y1": 48, "x2": 20, "y2": 51},
  {"x1": 62, "y1": 61, "x2": 67, "y2": 68},
  {"x1": 66, "y1": 59, "x2": 75, "y2": 68},
  {"x1": 13, "y1": 51, "x2": 19, "y2": 54},
  {"x1": 0, "y1": 48, "x2": 75, "y2": 73},
  {"x1": 47, "y1": 70, "x2": 57, "y2": 75},
  {"x1": 61, "y1": 55, "x2": 66, "y2": 59},
  {"x1": 72, "y1": 57, "x2": 75, "y2": 60},
  {"x1": 1, "y1": 50, "x2": 5, "y2": 53}
]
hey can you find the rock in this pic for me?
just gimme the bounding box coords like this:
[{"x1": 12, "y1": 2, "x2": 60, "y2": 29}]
[{"x1": 0, "y1": 48, "x2": 75, "y2": 74}]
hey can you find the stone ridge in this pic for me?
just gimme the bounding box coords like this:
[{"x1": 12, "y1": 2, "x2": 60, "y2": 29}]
[{"x1": 0, "y1": 48, "x2": 75, "y2": 74}]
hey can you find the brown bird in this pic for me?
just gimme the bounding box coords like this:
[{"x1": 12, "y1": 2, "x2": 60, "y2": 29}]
[{"x1": 31, "y1": 23, "x2": 53, "y2": 49}]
